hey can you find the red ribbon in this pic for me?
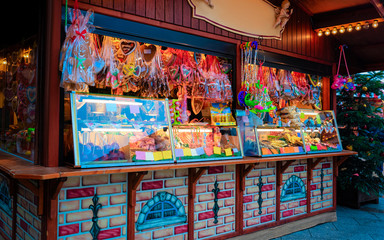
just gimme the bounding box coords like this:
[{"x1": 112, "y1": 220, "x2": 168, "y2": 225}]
[{"x1": 72, "y1": 29, "x2": 87, "y2": 42}]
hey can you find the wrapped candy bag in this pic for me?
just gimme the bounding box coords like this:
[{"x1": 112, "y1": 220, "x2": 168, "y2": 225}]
[{"x1": 59, "y1": 8, "x2": 100, "y2": 92}]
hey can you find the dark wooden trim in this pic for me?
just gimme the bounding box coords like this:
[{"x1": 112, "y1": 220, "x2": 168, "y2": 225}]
[
  {"x1": 43, "y1": 180, "x2": 60, "y2": 240},
  {"x1": 127, "y1": 171, "x2": 148, "y2": 240},
  {"x1": 41, "y1": 0, "x2": 62, "y2": 167},
  {"x1": 276, "y1": 161, "x2": 282, "y2": 222},
  {"x1": 0, "y1": 150, "x2": 357, "y2": 180},
  {"x1": 51, "y1": 177, "x2": 67, "y2": 200},
  {"x1": 371, "y1": 0, "x2": 384, "y2": 18},
  {"x1": 188, "y1": 167, "x2": 207, "y2": 240},
  {"x1": 306, "y1": 159, "x2": 313, "y2": 215},
  {"x1": 65, "y1": 0, "x2": 335, "y2": 67}
]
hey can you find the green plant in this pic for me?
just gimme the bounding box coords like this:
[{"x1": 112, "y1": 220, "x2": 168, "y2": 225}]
[{"x1": 336, "y1": 71, "x2": 384, "y2": 196}]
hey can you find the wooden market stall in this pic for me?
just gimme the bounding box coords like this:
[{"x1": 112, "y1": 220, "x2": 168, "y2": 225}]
[{"x1": 3, "y1": 0, "x2": 384, "y2": 239}]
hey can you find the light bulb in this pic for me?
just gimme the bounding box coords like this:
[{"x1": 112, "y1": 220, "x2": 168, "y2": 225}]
[
  {"x1": 363, "y1": 21, "x2": 370, "y2": 29},
  {"x1": 318, "y1": 30, "x2": 323, "y2": 37},
  {"x1": 339, "y1": 26, "x2": 345, "y2": 33},
  {"x1": 356, "y1": 23, "x2": 361, "y2": 31},
  {"x1": 347, "y1": 24, "x2": 353, "y2": 32},
  {"x1": 372, "y1": 20, "x2": 379, "y2": 28},
  {"x1": 332, "y1": 27, "x2": 338, "y2": 35},
  {"x1": 325, "y1": 28, "x2": 331, "y2": 36}
]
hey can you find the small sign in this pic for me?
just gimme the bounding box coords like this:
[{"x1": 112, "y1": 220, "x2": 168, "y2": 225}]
[
  {"x1": 214, "y1": 147, "x2": 221, "y2": 155},
  {"x1": 162, "y1": 150, "x2": 172, "y2": 160},
  {"x1": 136, "y1": 151, "x2": 146, "y2": 160},
  {"x1": 196, "y1": 147, "x2": 205, "y2": 155},
  {"x1": 153, "y1": 152, "x2": 163, "y2": 161},
  {"x1": 175, "y1": 149, "x2": 184, "y2": 157},
  {"x1": 205, "y1": 147, "x2": 213, "y2": 156},
  {"x1": 183, "y1": 148, "x2": 192, "y2": 157},
  {"x1": 225, "y1": 148, "x2": 232, "y2": 156},
  {"x1": 146, "y1": 152, "x2": 155, "y2": 161},
  {"x1": 130, "y1": 105, "x2": 140, "y2": 114}
]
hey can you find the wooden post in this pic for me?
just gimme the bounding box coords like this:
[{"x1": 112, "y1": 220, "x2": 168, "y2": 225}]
[
  {"x1": 236, "y1": 163, "x2": 256, "y2": 234},
  {"x1": 306, "y1": 159, "x2": 312, "y2": 214},
  {"x1": 188, "y1": 167, "x2": 207, "y2": 240},
  {"x1": 128, "y1": 171, "x2": 148, "y2": 240}
]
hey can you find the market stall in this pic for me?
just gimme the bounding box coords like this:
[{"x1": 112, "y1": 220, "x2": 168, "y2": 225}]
[{"x1": 0, "y1": 0, "x2": 362, "y2": 240}]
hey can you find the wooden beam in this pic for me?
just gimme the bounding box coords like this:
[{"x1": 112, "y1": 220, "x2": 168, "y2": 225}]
[
  {"x1": 51, "y1": 177, "x2": 67, "y2": 200},
  {"x1": 371, "y1": 0, "x2": 384, "y2": 18},
  {"x1": 312, "y1": 4, "x2": 380, "y2": 29},
  {"x1": 127, "y1": 171, "x2": 148, "y2": 240},
  {"x1": 188, "y1": 167, "x2": 207, "y2": 240}
]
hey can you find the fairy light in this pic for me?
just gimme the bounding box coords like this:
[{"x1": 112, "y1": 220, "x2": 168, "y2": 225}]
[
  {"x1": 372, "y1": 20, "x2": 379, "y2": 28},
  {"x1": 347, "y1": 24, "x2": 353, "y2": 32},
  {"x1": 363, "y1": 21, "x2": 370, "y2": 29},
  {"x1": 332, "y1": 27, "x2": 338, "y2": 35},
  {"x1": 339, "y1": 26, "x2": 345, "y2": 33},
  {"x1": 325, "y1": 28, "x2": 331, "y2": 36},
  {"x1": 317, "y1": 30, "x2": 323, "y2": 37},
  {"x1": 355, "y1": 23, "x2": 361, "y2": 31}
]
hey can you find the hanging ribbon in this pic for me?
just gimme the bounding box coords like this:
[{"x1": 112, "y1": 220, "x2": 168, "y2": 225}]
[{"x1": 332, "y1": 45, "x2": 355, "y2": 91}]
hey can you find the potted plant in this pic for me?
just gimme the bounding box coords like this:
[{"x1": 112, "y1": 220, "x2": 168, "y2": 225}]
[{"x1": 336, "y1": 71, "x2": 384, "y2": 208}]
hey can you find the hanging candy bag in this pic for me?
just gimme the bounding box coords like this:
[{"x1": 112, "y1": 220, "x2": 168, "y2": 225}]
[{"x1": 332, "y1": 45, "x2": 355, "y2": 91}]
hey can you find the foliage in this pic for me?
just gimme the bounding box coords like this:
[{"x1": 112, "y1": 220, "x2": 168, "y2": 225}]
[{"x1": 336, "y1": 71, "x2": 384, "y2": 196}]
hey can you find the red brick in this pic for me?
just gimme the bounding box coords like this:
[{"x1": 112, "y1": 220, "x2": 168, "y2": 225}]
[
  {"x1": 299, "y1": 199, "x2": 307, "y2": 206},
  {"x1": 208, "y1": 166, "x2": 224, "y2": 174},
  {"x1": 261, "y1": 184, "x2": 273, "y2": 191},
  {"x1": 141, "y1": 181, "x2": 163, "y2": 190},
  {"x1": 198, "y1": 211, "x2": 214, "y2": 220},
  {"x1": 59, "y1": 224, "x2": 79, "y2": 236},
  {"x1": 311, "y1": 184, "x2": 317, "y2": 190},
  {"x1": 217, "y1": 190, "x2": 232, "y2": 199},
  {"x1": 20, "y1": 219, "x2": 29, "y2": 232},
  {"x1": 294, "y1": 166, "x2": 305, "y2": 172},
  {"x1": 97, "y1": 228, "x2": 121, "y2": 239},
  {"x1": 260, "y1": 214, "x2": 273, "y2": 223},
  {"x1": 67, "y1": 187, "x2": 94, "y2": 199},
  {"x1": 174, "y1": 224, "x2": 188, "y2": 235},
  {"x1": 282, "y1": 209, "x2": 294, "y2": 218},
  {"x1": 243, "y1": 195, "x2": 253, "y2": 203},
  {"x1": 322, "y1": 163, "x2": 331, "y2": 169}
]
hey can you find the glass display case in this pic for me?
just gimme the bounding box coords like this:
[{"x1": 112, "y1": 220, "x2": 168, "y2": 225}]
[
  {"x1": 70, "y1": 92, "x2": 175, "y2": 168},
  {"x1": 172, "y1": 125, "x2": 243, "y2": 162},
  {"x1": 299, "y1": 109, "x2": 342, "y2": 153},
  {"x1": 255, "y1": 127, "x2": 306, "y2": 157}
]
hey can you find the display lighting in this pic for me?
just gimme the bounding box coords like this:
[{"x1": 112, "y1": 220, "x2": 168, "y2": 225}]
[
  {"x1": 372, "y1": 20, "x2": 379, "y2": 28},
  {"x1": 355, "y1": 23, "x2": 362, "y2": 31},
  {"x1": 316, "y1": 19, "x2": 382, "y2": 37}
]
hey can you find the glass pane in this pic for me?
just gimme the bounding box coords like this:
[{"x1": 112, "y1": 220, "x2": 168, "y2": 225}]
[
  {"x1": 172, "y1": 125, "x2": 241, "y2": 161},
  {"x1": 70, "y1": 92, "x2": 173, "y2": 167},
  {"x1": 300, "y1": 110, "x2": 342, "y2": 152},
  {"x1": 0, "y1": 41, "x2": 37, "y2": 161}
]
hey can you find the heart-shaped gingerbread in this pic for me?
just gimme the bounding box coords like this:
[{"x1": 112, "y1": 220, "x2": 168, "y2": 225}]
[
  {"x1": 26, "y1": 86, "x2": 36, "y2": 103},
  {"x1": 22, "y1": 68, "x2": 35, "y2": 84},
  {"x1": 140, "y1": 44, "x2": 157, "y2": 62},
  {"x1": 180, "y1": 64, "x2": 193, "y2": 79},
  {"x1": 168, "y1": 66, "x2": 179, "y2": 81},
  {"x1": 120, "y1": 40, "x2": 136, "y2": 55},
  {"x1": 192, "y1": 97, "x2": 204, "y2": 115}
]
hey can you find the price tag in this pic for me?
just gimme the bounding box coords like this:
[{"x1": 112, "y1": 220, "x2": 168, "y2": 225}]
[
  {"x1": 205, "y1": 147, "x2": 213, "y2": 156},
  {"x1": 162, "y1": 150, "x2": 172, "y2": 160},
  {"x1": 225, "y1": 148, "x2": 232, "y2": 156},
  {"x1": 135, "y1": 151, "x2": 146, "y2": 160},
  {"x1": 175, "y1": 149, "x2": 184, "y2": 157},
  {"x1": 214, "y1": 147, "x2": 221, "y2": 155},
  {"x1": 153, "y1": 152, "x2": 163, "y2": 161},
  {"x1": 183, "y1": 148, "x2": 192, "y2": 156},
  {"x1": 145, "y1": 152, "x2": 154, "y2": 161},
  {"x1": 130, "y1": 105, "x2": 140, "y2": 114}
]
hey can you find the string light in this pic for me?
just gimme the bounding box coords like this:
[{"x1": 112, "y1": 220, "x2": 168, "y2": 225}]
[
  {"x1": 355, "y1": 23, "x2": 361, "y2": 31},
  {"x1": 372, "y1": 20, "x2": 379, "y2": 28},
  {"x1": 316, "y1": 20, "x2": 381, "y2": 37}
]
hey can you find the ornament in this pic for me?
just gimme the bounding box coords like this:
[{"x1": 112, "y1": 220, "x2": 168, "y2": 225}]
[
  {"x1": 380, "y1": 152, "x2": 384, "y2": 157},
  {"x1": 344, "y1": 113, "x2": 348, "y2": 117},
  {"x1": 363, "y1": 125, "x2": 367, "y2": 129},
  {"x1": 346, "y1": 145, "x2": 353, "y2": 151},
  {"x1": 362, "y1": 86, "x2": 368, "y2": 92},
  {"x1": 369, "y1": 138, "x2": 374, "y2": 142}
]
